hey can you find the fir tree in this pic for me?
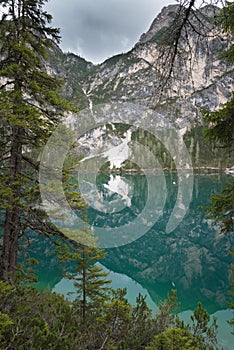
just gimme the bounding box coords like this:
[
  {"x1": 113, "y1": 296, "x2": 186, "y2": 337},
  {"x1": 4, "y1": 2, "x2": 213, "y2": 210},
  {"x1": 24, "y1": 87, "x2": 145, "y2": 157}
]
[
  {"x1": 56, "y1": 230, "x2": 111, "y2": 322},
  {"x1": 0, "y1": 0, "x2": 75, "y2": 282},
  {"x1": 190, "y1": 302, "x2": 218, "y2": 349}
]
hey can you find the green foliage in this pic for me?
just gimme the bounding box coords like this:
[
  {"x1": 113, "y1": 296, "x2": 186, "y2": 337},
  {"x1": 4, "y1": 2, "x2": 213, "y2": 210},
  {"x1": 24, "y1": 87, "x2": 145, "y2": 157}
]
[
  {"x1": 154, "y1": 290, "x2": 180, "y2": 334},
  {"x1": 201, "y1": 3, "x2": 234, "y2": 330},
  {"x1": 0, "y1": 283, "x2": 78, "y2": 349},
  {"x1": 190, "y1": 302, "x2": 218, "y2": 349},
  {"x1": 204, "y1": 182, "x2": 234, "y2": 233},
  {"x1": 126, "y1": 293, "x2": 154, "y2": 349},
  {"x1": 16, "y1": 260, "x2": 39, "y2": 284},
  {"x1": 203, "y1": 94, "x2": 234, "y2": 150},
  {"x1": 56, "y1": 238, "x2": 111, "y2": 321},
  {"x1": 0, "y1": 0, "x2": 78, "y2": 282},
  {"x1": 0, "y1": 312, "x2": 13, "y2": 341},
  {"x1": 184, "y1": 125, "x2": 233, "y2": 168},
  {"x1": 202, "y1": 2, "x2": 234, "y2": 330},
  {"x1": 97, "y1": 288, "x2": 132, "y2": 348},
  {"x1": 228, "y1": 248, "x2": 234, "y2": 334},
  {"x1": 0, "y1": 282, "x2": 219, "y2": 350},
  {"x1": 146, "y1": 327, "x2": 199, "y2": 350},
  {"x1": 219, "y1": 1, "x2": 234, "y2": 65},
  {"x1": 121, "y1": 159, "x2": 142, "y2": 172},
  {"x1": 131, "y1": 129, "x2": 176, "y2": 170},
  {"x1": 103, "y1": 52, "x2": 140, "y2": 68},
  {"x1": 149, "y1": 27, "x2": 170, "y2": 44},
  {"x1": 99, "y1": 161, "x2": 112, "y2": 172},
  {"x1": 147, "y1": 301, "x2": 218, "y2": 350}
]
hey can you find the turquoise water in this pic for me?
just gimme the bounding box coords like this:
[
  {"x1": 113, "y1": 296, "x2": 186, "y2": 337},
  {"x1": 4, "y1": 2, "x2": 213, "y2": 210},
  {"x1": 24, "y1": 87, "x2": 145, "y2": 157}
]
[
  {"x1": 53, "y1": 264, "x2": 233, "y2": 350},
  {"x1": 22, "y1": 173, "x2": 234, "y2": 348}
]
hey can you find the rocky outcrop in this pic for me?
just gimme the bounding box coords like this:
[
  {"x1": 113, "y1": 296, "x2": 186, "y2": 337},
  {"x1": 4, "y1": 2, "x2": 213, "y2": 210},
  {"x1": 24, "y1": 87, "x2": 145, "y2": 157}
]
[
  {"x1": 43, "y1": 4, "x2": 233, "y2": 169},
  {"x1": 138, "y1": 4, "x2": 180, "y2": 44},
  {"x1": 46, "y1": 4, "x2": 233, "y2": 130}
]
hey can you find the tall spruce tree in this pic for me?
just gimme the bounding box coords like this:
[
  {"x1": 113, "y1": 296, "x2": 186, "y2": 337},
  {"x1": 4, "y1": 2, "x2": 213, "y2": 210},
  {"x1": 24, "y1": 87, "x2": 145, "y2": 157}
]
[
  {"x1": 71, "y1": 245, "x2": 111, "y2": 322},
  {"x1": 0, "y1": 0, "x2": 74, "y2": 282},
  {"x1": 56, "y1": 233, "x2": 111, "y2": 322}
]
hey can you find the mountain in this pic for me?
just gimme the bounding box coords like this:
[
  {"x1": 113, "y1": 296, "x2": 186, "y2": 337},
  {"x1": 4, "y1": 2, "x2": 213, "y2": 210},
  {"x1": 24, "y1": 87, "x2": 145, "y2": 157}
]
[{"x1": 45, "y1": 4, "x2": 234, "y2": 169}]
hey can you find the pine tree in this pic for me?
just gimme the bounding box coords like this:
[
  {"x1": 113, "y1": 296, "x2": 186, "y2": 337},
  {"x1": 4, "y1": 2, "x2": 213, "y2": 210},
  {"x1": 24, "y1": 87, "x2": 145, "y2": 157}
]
[
  {"x1": 72, "y1": 246, "x2": 111, "y2": 322},
  {"x1": 146, "y1": 327, "x2": 199, "y2": 350},
  {"x1": 154, "y1": 290, "x2": 180, "y2": 334},
  {"x1": 0, "y1": 0, "x2": 75, "y2": 282},
  {"x1": 126, "y1": 293, "x2": 154, "y2": 349},
  {"x1": 190, "y1": 302, "x2": 218, "y2": 349},
  {"x1": 56, "y1": 230, "x2": 111, "y2": 322},
  {"x1": 97, "y1": 288, "x2": 132, "y2": 349}
]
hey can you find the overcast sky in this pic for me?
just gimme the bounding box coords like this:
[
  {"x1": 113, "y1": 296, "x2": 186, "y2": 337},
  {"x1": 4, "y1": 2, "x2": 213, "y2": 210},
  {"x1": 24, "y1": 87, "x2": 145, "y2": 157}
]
[{"x1": 45, "y1": 0, "x2": 177, "y2": 64}]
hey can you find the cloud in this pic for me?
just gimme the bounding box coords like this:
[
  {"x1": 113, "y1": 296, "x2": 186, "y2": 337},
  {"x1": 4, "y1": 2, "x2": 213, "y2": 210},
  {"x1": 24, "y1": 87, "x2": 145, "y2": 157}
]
[{"x1": 45, "y1": 0, "x2": 176, "y2": 64}]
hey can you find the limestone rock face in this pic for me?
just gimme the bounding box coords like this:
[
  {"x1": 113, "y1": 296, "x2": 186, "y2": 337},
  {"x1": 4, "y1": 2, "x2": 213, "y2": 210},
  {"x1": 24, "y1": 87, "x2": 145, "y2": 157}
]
[
  {"x1": 138, "y1": 4, "x2": 180, "y2": 44},
  {"x1": 46, "y1": 5, "x2": 233, "y2": 131},
  {"x1": 42, "y1": 4, "x2": 234, "y2": 170}
]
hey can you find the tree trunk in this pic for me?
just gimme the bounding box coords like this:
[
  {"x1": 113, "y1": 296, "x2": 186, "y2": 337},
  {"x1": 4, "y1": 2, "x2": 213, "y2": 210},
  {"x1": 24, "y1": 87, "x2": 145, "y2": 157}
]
[
  {"x1": 1, "y1": 208, "x2": 20, "y2": 282},
  {"x1": 0, "y1": 126, "x2": 22, "y2": 283}
]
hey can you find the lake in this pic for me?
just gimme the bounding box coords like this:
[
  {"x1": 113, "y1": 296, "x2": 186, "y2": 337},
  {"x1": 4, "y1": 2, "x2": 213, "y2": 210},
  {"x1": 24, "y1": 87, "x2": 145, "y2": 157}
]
[{"x1": 23, "y1": 172, "x2": 234, "y2": 349}]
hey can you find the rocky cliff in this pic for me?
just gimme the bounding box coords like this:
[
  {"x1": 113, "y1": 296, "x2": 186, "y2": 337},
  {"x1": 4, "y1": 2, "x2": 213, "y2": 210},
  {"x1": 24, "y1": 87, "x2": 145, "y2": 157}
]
[
  {"x1": 46, "y1": 4, "x2": 233, "y2": 169},
  {"x1": 48, "y1": 4, "x2": 233, "y2": 128}
]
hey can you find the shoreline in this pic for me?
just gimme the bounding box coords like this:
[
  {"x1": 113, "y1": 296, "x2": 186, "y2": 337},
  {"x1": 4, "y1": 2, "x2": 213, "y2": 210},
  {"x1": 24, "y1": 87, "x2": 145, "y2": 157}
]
[{"x1": 73, "y1": 166, "x2": 232, "y2": 175}]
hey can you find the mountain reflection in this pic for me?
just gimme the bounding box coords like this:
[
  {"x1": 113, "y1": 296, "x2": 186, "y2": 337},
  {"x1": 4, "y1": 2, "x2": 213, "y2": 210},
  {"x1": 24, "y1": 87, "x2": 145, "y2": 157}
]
[
  {"x1": 22, "y1": 173, "x2": 233, "y2": 314},
  {"x1": 101, "y1": 173, "x2": 233, "y2": 313}
]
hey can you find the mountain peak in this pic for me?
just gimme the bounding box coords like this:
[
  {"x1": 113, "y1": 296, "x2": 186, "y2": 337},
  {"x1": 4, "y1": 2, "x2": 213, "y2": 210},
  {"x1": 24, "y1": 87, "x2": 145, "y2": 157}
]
[
  {"x1": 137, "y1": 3, "x2": 220, "y2": 45},
  {"x1": 138, "y1": 4, "x2": 180, "y2": 44}
]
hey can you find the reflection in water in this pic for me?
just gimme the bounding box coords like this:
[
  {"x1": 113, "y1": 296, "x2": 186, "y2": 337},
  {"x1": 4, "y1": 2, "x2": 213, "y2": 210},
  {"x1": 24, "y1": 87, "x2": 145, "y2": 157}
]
[
  {"x1": 24, "y1": 174, "x2": 233, "y2": 311},
  {"x1": 103, "y1": 175, "x2": 132, "y2": 208},
  {"x1": 86, "y1": 172, "x2": 167, "y2": 247},
  {"x1": 99, "y1": 174, "x2": 233, "y2": 314},
  {"x1": 20, "y1": 173, "x2": 233, "y2": 349},
  {"x1": 80, "y1": 174, "x2": 133, "y2": 214}
]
